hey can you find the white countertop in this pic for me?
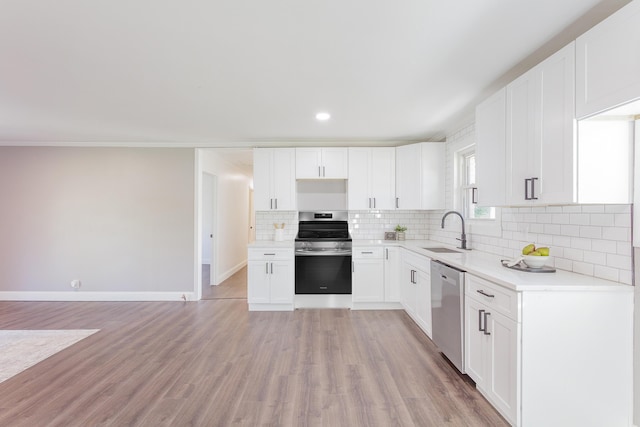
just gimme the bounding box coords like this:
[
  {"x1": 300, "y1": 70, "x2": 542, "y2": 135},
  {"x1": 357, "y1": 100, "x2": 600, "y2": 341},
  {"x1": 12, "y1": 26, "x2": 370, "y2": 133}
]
[
  {"x1": 354, "y1": 239, "x2": 632, "y2": 292},
  {"x1": 248, "y1": 239, "x2": 631, "y2": 292}
]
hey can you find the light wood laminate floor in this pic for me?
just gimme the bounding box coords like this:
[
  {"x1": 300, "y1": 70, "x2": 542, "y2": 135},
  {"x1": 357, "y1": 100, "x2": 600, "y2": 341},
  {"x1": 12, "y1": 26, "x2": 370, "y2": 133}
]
[
  {"x1": 201, "y1": 266, "x2": 247, "y2": 300},
  {"x1": 0, "y1": 300, "x2": 508, "y2": 426}
]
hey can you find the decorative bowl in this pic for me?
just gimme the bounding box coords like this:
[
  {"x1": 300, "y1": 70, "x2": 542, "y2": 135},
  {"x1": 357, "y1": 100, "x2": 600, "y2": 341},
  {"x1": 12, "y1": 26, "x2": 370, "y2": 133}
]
[{"x1": 522, "y1": 255, "x2": 550, "y2": 269}]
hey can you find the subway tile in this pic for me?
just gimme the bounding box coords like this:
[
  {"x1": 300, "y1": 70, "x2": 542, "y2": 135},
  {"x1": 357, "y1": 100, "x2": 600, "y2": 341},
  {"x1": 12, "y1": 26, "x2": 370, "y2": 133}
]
[
  {"x1": 564, "y1": 249, "x2": 584, "y2": 262},
  {"x1": 619, "y1": 270, "x2": 633, "y2": 285},
  {"x1": 605, "y1": 205, "x2": 631, "y2": 214},
  {"x1": 571, "y1": 237, "x2": 592, "y2": 250},
  {"x1": 589, "y1": 214, "x2": 615, "y2": 226},
  {"x1": 583, "y1": 250, "x2": 607, "y2": 266},
  {"x1": 573, "y1": 262, "x2": 594, "y2": 276},
  {"x1": 590, "y1": 239, "x2": 618, "y2": 253},
  {"x1": 529, "y1": 223, "x2": 544, "y2": 233},
  {"x1": 552, "y1": 214, "x2": 570, "y2": 224},
  {"x1": 614, "y1": 213, "x2": 631, "y2": 227},
  {"x1": 544, "y1": 224, "x2": 562, "y2": 235},
  {"x1": 552, "y1": 235, "x2": 572, "y2": 248},
  {"x1": 602, "y1": 227, "x2": 631, "y2": 242},
  {"x1": 536, "y1": 213, "x2": 552, "y2": 223},
  {"x1": 554, "y1": 258, "x2": 573, "y2": 271},
  {"x1": 544, "y1": 206, "x2": 563, "y2": 213},
  {"x1": 570, "y1": 214, "x2": 590, "y2": 225},
  {"x1": 581, "y1": 205, "x2": 605, "y2": 213},
  {"x1": 561, "y1": 225, "x2": 580, "y2": 237},
  {"x1": 562, "y1": 205, "x2": 582, "y2": 213},
  {"x1": 606, "y1": 253, "x2": 632, "y2": 270},
  {"x1": 594, "y1": 265, "x2": 619, "y2": 282},
  {"x1": 617, "y1": 241, "x2": 632, "y2": 256},
  {"x1": 579, "y1": 226, "x2": 602, "y2": 239}
]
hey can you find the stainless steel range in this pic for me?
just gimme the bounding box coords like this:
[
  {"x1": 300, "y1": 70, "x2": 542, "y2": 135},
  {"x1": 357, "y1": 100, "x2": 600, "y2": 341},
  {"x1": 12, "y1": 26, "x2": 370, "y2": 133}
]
[{"x1": 295, "y1": 211, "x2": 352, "y2": 294}]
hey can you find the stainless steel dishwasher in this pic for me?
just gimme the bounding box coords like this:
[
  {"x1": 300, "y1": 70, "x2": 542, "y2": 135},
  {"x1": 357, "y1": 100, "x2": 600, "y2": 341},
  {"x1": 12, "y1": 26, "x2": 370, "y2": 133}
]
[{"x1": 430, "y1": 260, "x2": 465, "y2": 373}]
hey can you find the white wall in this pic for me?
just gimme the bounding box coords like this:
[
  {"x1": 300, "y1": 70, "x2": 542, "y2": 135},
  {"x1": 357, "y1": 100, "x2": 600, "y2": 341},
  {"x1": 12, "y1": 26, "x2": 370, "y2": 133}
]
[
  {"x1": 200, "y1": 149, "x2": 252, "y2": 284},
  {"x1": 0, "y1": 147, "x2": 195, "y2": 298}
]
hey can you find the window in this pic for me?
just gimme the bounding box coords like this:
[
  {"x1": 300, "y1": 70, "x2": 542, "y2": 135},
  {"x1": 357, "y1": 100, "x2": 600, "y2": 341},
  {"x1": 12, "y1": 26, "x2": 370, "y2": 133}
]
[{"x1": 458, "y1": 147, "x2": 495, "y2": 220}]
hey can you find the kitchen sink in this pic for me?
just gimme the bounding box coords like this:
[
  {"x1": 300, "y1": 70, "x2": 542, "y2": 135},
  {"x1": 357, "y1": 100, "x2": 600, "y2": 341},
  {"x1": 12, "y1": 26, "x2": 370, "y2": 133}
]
[{"x1": 422, "y1": 247, "x2": 461, "y2": 254}]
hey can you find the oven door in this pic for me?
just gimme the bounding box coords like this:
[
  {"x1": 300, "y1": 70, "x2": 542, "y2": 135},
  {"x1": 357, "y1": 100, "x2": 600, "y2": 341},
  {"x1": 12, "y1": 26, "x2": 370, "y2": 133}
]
[{"x1": 295, "y1": 254, "x2": 352, "y2": 294}]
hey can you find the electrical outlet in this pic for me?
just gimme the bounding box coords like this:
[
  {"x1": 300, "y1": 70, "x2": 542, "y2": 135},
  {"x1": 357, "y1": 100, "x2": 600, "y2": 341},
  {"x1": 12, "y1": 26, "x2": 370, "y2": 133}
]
[{"x1": 70, "y1": 279, "x2": 81, "y2": 289}]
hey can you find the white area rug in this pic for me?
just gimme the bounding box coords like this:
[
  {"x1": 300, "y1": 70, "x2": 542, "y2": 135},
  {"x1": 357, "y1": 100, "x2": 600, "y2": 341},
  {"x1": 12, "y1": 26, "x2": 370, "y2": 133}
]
[{"x1": 0, "y1": 329, "x2": 99, "y2": 383}]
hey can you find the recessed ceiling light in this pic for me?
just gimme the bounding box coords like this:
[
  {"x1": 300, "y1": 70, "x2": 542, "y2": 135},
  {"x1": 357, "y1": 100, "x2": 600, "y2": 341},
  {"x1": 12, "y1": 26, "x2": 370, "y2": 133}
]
[{"x1": 316, "y1": 112, "x2": 331, "y2": 121}]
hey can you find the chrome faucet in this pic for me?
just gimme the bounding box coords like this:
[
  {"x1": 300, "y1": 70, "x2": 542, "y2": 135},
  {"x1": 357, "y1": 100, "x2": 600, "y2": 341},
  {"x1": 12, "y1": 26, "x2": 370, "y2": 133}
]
[{"x1": 441, "y1": 210, "x2": 469, "y2": 250}]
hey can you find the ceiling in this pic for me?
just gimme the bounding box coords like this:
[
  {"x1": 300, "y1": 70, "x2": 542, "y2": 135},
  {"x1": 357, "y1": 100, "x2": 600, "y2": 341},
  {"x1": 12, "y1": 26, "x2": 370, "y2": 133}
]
[{"x1": 0, "y1": 0, "x2": 631, "y2": 147}]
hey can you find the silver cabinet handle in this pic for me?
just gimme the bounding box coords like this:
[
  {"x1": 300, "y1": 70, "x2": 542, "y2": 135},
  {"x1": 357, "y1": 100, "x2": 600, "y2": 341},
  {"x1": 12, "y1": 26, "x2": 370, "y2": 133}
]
[
  {"x1": 270, "y1": 262, "x2": 273, "y2": 274},
  {"x1": 368, "y1": 198, "x2": 372, "y2": 208},
  {"x1": 478, "y1": 309, "x2": 485, "y2": 332},
  {"x1": 352, "y1": 261, "x2": 354, "y2": 273},
  {"x1": 263, "y1": 253, "x2": 275, "y2": 256},
  {"x1": 373, "y1": 198, "x2": 376, "y2": 208},
  {"x1": 524, "y1": 178, "x2": 531, "y2": 200},
  {"x1": 275, "y1": 198, "x2": 278, "y2": 209},
  {"x1": 270, "y1": 198, "x2": 273, "y2": 209},
  {"x1": 318, "y1": 166, "x2": 321, "y2": 177},
  {"x1": 361, "y1": 251, "x2": 373, "y2": 254},
  {"x1": 323, "y1": 166, "x2": 326, "y2": 177},
  {"x1": 385, "y1": 248, "x2": 388, "y2": 260},
  {"x1": 396, "y1": 197, "x2": 399, "y2": 209},
  {"x1": 531, "y1": 177, "x2": 539, "y2": 200},
  {"x1": 472, "y1": 187, "x2": 478, "y2": 204},
  {"x1": 477, "y1": 289, "x2": 495, "y2": 298},
  {"x1": 265, "y1": 262, "x2": 269, "y2": 274},
  {"x1": 483, "y1": 312, "x2": 491, "y2": 335}
]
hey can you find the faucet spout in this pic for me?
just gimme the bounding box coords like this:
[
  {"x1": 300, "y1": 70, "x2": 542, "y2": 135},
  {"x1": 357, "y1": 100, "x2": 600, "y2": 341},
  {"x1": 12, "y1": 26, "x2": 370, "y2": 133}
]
[{"x1": 441, "y1": 210, "x2": 469, "y2": 250}]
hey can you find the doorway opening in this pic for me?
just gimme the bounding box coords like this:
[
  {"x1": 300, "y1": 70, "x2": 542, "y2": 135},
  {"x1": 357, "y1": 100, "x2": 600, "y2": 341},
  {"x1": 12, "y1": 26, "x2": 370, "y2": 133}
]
[{"x1": 201, "y1": 172, "x2": 217, "y2": 296}]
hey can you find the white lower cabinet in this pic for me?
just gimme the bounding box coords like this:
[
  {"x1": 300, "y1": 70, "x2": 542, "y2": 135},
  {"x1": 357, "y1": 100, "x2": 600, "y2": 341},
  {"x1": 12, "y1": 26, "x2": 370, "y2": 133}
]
[
  {"x1": 247, "y1": 247, "x2": 294, "y2": 311},
  {"x1": 400, "y1": 249, "x2": 431, "y2": 338},
  {"x1": 352, "y1": 247, "x2": 385, "y2": 303},
  {"x1": 465, "y1": 273, "x2": 633, "y2": 427},
  {"x1": 465, "y1": 292, "x2": 518, "y2": 424}
]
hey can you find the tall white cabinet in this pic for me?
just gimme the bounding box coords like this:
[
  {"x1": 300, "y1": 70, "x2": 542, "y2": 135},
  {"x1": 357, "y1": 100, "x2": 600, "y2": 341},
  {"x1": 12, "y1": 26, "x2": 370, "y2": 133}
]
[
  {"x1": 475, "y1": 88, "x2": 507, "y2": 207},
  {"x1": 348, "y1": 147, "x2": 396, "y2": 210},
  {"x1": 505, "y1": 42, "x2": 576, "y2": 205},
  {"x1": 253, "y1": 148, "x2": 296, "y2": 211}
]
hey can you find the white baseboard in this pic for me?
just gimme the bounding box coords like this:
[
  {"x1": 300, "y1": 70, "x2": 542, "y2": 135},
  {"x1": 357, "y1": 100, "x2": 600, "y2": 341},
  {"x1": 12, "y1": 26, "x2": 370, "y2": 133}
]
[
  {"x1": 0, "y1": 291, "x2": 197, "y2": 302},
  {"x1": 215, "y1": 260, "x2": 247, "y2": 285}
]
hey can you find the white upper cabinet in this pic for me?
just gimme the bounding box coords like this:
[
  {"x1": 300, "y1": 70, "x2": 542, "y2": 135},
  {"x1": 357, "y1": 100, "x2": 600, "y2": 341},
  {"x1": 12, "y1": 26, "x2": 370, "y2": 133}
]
[
  {"x1": 505, "y1": 42, "x2": 576, "y2": 205},
  {"x1": 475, "y1": 88, "x2": 507, "y2": 207},
  {"x1": 395, "y1": 142, "x2": 445, "y2": 210},
  {"x1": 576, "y1": 0, "x2": 640, "y2": 119},
  {"x1": 253, "y1": 148, "x2": 296, "y2": 211},
  {"x1": 348, "y1": 147, "x2": 396, "y2": 210},
  {"x1": 295, "y1": 148, "x2": 348, "y2": 179}
]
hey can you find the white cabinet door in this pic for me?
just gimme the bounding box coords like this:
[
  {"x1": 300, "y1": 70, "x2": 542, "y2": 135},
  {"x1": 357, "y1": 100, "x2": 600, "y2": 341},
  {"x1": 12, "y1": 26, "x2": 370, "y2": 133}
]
[
  {"x1": 269, "y1": 260, "x2": 294, "y2": 304},
  {"x1": 353, "y1": 258, "x2": 385, "y2": 302},
  {"x1": 576, "y1": 0, "x2": 640, "y2": 118},
  {"x1": 486, "y1": 310, "x2": 518, "y2": 425},
  {"x1": 475, "y1": 88, "x2": 506, "y2": 206},
  {"x1": 254, "y1": 148, "x2": 295, "y2": 210},
  {"x1": 295, "y1": 148, "x2": 322, "y2": 179},
  {"x1": 347, "y1": 148, "x2": 371, "y2": 210},
  {"x1": 253, "y1": 149, "x2": 273, "y2": 211},
  {"x1": 322, "y1": 148, "x2": 349, "y2": 178},
  {"x1": 537, "y1": 42, "x2": 576, "y2": 204},
  {"x1": 370, "y1": 148, "x2": 396, "y2": 210},
  {"x1": 395, "y1": 144, "x2": 422, "y2": 210},
  {"x1": 383, "y1": 247, "x2": 401, "y2": 302},
  {"x1": 348, "y1": 148, "x2": 395, "y2": 210},
  {"x1": 465, "y1": 298, "x2": 487, "y2": 385},
  {"x1": 505, "y1": 70, "x2": 537, "y2": 205},
  {"x1": 400, "y1": 261, "x2": 417, "y2": 315},
  {"x1": 271, "y1": 149, "x2": 296, "y2": 210},
  {"x1": 420, "y1": 143, "x2": 445, "y2": 210},
  {"x1": 247, "y1": 260, "x2": 270, "y2": 304},
  {"x1": 414, "y1": 267, "x2": 432, "y2": 338}
]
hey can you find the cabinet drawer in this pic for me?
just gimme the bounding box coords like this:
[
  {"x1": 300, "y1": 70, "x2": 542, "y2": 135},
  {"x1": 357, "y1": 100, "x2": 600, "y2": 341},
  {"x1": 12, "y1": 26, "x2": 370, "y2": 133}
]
[
  {"x1": 353, "y1": 247, "x2": 383, "y2": 259},
  {"x1": 466, "y1": 274, "x2": 519, "y2": 322},
  {"x1": 248, "y1": 248, "x2": 293, "y2": 261}
]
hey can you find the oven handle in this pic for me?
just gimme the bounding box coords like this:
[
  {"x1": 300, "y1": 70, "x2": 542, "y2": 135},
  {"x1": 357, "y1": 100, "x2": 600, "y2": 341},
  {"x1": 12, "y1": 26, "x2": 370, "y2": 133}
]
[{"x1": 294, "y1": 252, "x2": 353, "y2": 256}]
